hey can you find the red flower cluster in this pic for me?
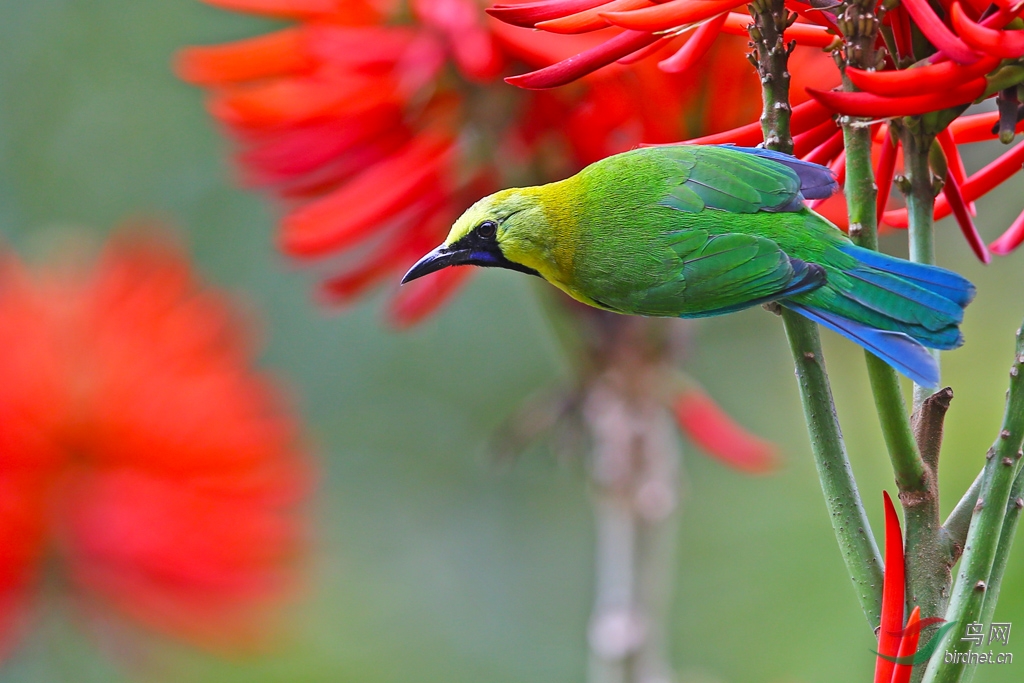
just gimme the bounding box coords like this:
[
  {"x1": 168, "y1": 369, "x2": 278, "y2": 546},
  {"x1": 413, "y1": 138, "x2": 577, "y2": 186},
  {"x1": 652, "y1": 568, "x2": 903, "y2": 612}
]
[
  {"x1": 804, "y1": 0, "x2": 1024, "y2": 261},
  {"x1": 493, "y1": 1, "x2": 1024, "y2": 261},
  {"x1": 177, "y1": 0, "x2": 784, "y2": 325},
  {"x1": 0, "y1": 232, "x2": 309, "y2": 655},
  {"x1": 489, "y1": 0, "x2": 837, "y2": 88}
]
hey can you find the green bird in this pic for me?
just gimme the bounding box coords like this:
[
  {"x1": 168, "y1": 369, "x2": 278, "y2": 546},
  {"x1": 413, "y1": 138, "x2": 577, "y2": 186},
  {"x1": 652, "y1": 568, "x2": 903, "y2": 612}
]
[{"x1": 402, "y1": 145, "x2": 974, "y2": 387}]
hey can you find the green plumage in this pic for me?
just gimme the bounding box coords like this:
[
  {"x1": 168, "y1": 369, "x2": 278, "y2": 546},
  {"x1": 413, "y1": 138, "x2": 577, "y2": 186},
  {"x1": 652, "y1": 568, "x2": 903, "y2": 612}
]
[{"x1": 404, "y1": 144, "x2": 975, "y2": 386}]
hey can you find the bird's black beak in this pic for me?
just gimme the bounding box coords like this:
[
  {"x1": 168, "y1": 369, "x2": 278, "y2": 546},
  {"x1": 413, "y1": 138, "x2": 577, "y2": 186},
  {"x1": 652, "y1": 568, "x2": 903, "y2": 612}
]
[{"x1": 401, "y1": 245, "x2": 469, "y2": 284}]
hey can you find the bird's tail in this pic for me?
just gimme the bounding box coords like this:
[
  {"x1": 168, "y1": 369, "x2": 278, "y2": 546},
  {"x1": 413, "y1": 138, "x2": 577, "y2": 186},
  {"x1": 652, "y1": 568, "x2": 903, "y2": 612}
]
[{"x1": 784, "y1": 245, "x2": 975, "y2": 387}]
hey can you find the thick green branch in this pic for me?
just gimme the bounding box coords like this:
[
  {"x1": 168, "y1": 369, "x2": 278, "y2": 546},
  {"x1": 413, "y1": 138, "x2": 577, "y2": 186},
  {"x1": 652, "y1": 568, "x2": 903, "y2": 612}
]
[
  {"x1": 844, "y1": 104, "x2": 938, "y2": 631},
  {"x1": 922, "y1": 328, "x2": 1024, "y2": 683},
  {"x1": 900, "y1": 127, "x2": 939, "y2": 409},
  {"x1": 942, "y1": 470, "x2": 983, "y2": 560},
  {"x1": 748, "y1": 0, "x2": 795, "y2": 154},
  {"x1": 749, "y1": 0, "x2": 882, "y2": 627},
  {"x1": 782, "y1": 309, "x2": 884, "y2": 625}
]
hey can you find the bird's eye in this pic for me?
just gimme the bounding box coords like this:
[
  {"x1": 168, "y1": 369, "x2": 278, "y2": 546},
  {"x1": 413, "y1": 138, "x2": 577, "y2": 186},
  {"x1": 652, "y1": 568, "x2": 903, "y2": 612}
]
[{"x1": 477, "y1": 220, "x2": 497, "y2": 239}]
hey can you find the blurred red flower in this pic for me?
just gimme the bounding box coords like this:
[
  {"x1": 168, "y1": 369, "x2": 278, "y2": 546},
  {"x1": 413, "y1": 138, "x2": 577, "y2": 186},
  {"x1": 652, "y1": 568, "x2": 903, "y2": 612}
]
[
  {"x1": 0, "y1": 230, "x2": 309, "y2": 656},
  {"x1": 176, "y1": 0, "x2": 799, "y2": 326}
]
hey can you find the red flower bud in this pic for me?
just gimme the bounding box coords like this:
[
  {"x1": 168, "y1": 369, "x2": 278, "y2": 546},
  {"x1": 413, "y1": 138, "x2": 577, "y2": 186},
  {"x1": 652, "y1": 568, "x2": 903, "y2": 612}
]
[
  {"x1": 875, "y1": 491, "x2": 905, "y2": 683},
  {"x1": 536, "y1": 0, "x2": 652, "y2": 33},
  {"x1": 601, "y1": 0, "x2": 744, "y2": 31},
  {"x1": 900, "y1": 0, "x2": 981, "y2": 64},
  {"x1": 845, "y1": 55, "x2": 1000, "y2": 99},
  {"x1": 505, "y1": 29, "x2": 660, "y2": 88},
  {"x1": 673, "y1": 389, "x2": 778, "y2": 473},
  {"x1": 951, "y1": 2, "x2": 1024, "y2": 59},
  {"x1": 806, "y1": 78, "x2": 986, "y2": 117}
]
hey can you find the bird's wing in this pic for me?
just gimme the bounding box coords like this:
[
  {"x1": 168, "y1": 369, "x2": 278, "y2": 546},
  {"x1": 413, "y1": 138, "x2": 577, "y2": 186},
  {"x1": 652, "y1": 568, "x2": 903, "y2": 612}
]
[
  {"x1": 628, "y1": 229, "x2": 825, "y2": 317},
  {"x1": 654, "y1": 145, "x2": 837, "y2": 214}
]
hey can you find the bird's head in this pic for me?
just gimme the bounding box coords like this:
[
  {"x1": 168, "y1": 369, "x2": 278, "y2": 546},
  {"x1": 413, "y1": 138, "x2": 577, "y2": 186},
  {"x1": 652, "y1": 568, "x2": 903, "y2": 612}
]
[{"x1": 401, "y1": 188, "x2": 550, "y2": 284}]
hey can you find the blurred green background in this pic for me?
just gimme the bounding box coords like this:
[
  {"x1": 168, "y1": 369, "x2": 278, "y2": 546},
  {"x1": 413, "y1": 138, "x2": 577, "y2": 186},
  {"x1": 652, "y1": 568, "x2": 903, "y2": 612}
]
[{"x1": 0, "y1": 2, "x2": 1022, "y2": 681}]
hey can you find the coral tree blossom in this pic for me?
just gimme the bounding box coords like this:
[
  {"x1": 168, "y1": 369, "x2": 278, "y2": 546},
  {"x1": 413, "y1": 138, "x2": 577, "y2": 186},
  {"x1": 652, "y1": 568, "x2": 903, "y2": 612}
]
[
  {"x1": 492, "y1": 1, "x2": 1024, "y2": 260},
  {"x1": 0, "y1": 232, "x2": 309, "y2": 655}
]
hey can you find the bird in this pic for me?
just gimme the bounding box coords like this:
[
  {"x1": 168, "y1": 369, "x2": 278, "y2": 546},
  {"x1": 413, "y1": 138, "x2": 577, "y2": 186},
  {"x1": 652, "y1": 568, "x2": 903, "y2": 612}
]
[{"x1": 401, "y1": 145, "x2": 974, "y2": 387}]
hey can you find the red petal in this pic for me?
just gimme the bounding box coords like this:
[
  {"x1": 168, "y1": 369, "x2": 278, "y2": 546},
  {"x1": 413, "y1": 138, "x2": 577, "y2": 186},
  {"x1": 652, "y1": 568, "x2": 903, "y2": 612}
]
[
  {"x1": 617, "y1": 34, "x2": 674, "y2": 63},
  {"x1": 806, "y1": 79, "x2": 986, "y2": 117},
  {"x1": 505, "y1": 29, "x2": 660, "y2": 88},
  {"x1": 803, "y1": 128, "x2": 844, "y2": 166},
  {"x1": 201, "y1": 0, "x2": 341, "y2": 19},
  {"x1": 793, "y1": 117, "x2": 841, "y2": 157},
  {"x1": 900, "y1": 0, "x2": 981, "y2": 64},
  {"x1": 951, "y1": 2, "x2": 1024, "y2": 59},
  {"x1": 990, "y1": 207, "x2": 1024, "y2": 255},
  {"x1": 891, "y1": 607, "x2": 922, "y2": 683},
  {"x1": 487, "y1": 0, "x2": 611, "y2": 27},
  {"x1": 175, "y1": 29, "x2": 313, "y2": 86},
  {"x1": 601, "y1": 0, "x2": 744, "y2": 31},
  {"x1": 936, "y1": 128, "x2": 975, "y2": 215},
  {"x1": 949, "y1": 111, "x2": 1000, "y2": 143},
  {"x1": 845, "y1": 55, "x2": 1000, "y2": 99},
  {"x1": 875, "y1": 131, "x2": 898, "y2": 228},
  {"x1": 536, "y1": 0, "x2": 653, "y2": 33},
  {"x1": 680, "y1": 97, "x2": 833, "y2": 146},
  {"x1": 875, "y1": 491, "x2": 905, "y2": 683},
  {"x1": 673, "y1": 389, "x2": 779, "y2": 474},
  {"x1": 943, "y1": 169, "x2": 991, "y2": 263},
  {"x1": 887, "y1": 6, "x2": 914, "y2": 61},
  {"x1": 657, "y1": 12, "x2": 728, "y2": 73},
  {"x1": 281, "y1": 136, "x2": 453, "y2": 257}
]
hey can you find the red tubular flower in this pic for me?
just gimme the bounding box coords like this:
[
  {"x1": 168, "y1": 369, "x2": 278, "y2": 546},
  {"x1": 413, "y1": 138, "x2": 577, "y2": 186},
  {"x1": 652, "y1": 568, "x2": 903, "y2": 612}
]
[
  {"x1": 0, "y1": 231, "x2": 310, "y2": 655},
  {"x1": 657, "y1": 11, "x2": 729, "y2": 74},
  {"x1": 950, "y1": 2, "x2": 1024, "y2": 59},
  {"x1": 536, "y1": 0, "x2": 652, "y2": 33},
  {"x1": 844, "y1": 55, "x2": 1000, "y2": 98},
  {"x1": 900, "y1": 0, "x2": 980, "y2": 64},
  {"x1": 990, "y1": 208, "x2": 1024, "y2": 255},
  {"x1": 942, "y1": 165, "x2": 991, "y2": 263},
  {"x1": 505, "y1": 29, "x2": 662, "y2": 88},
  {"x1": 601, "y1": 0, "x2": 745, "y2": 31},
  {"x1": 884, "y1": 140, "x2": 1024, "y2": 229},
  {"x1": 806, "y1": 79, "x2": 987, "y2": 118},
  {"x1": 891, "y1": 606, "x2": 923, "y2": 683},
  {"x1": 491, "y1": 0, "x2": 835, "y2": 87},
  {"x1": 673, "y1": 388, "x2": 778, "y2": 473},
  {"x1": 875, "y1": 131, "x2": 899, "y2": 228},
  {"x1": 875, "y1": 491, "x2": 905, "y2": 683}
]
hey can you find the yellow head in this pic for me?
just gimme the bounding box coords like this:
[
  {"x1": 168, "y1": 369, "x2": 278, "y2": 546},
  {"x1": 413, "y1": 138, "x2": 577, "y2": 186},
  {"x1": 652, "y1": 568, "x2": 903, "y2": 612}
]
[{"x1": 401, "y1": 187, "x2": 556, "y2": 285}]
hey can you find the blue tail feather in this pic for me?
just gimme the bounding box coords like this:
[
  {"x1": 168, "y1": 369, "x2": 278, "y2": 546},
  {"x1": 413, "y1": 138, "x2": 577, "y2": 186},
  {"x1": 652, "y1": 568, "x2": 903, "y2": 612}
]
[
  {"x1": 840, "y1": 245, "x2": 976, "y2": 307},
  {"x1": 786, "y1": 303, "x2": 940, "y2": 388}
]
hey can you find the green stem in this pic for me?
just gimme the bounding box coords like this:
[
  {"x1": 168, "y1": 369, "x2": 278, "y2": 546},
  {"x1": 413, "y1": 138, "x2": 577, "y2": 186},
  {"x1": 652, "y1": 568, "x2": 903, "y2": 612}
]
[
  {"x1": 967, "y1": 469, "x2": 1024, "y2": 683},
  {"x1": 901, "y1": 128, "x2": 939, "y2": 410},
  {"x1": 843, "y1": 124, "x2": 926, "y2": 493},
  {"x1": 921, "y1": 327, "x2": 1024, "y2": 683},
  {"x1": 782, "y1": 309, "x2": 884, "y2": 625},
  {"x1": 942, "y1": 470, "x2": 983, "y2": 561},
  {"x1": 748, "y1": 0, "x2": 883, "y2": 628},
  {"x1": 748, "y1": 0, "x2": 795, "y2": 154},
  {"x1": 844, "y1": 114, "x2": 940, "y2": 636}
]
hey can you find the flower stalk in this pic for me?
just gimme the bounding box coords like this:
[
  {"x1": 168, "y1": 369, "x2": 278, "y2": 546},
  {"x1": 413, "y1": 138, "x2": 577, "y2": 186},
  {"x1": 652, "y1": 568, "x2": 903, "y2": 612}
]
[
  {"x1": 750, "y1": 0, "x2": 884, "y2": 626},
  {"x1": 922, "y1": 325, "x2": 1024, "y2": 683}
]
